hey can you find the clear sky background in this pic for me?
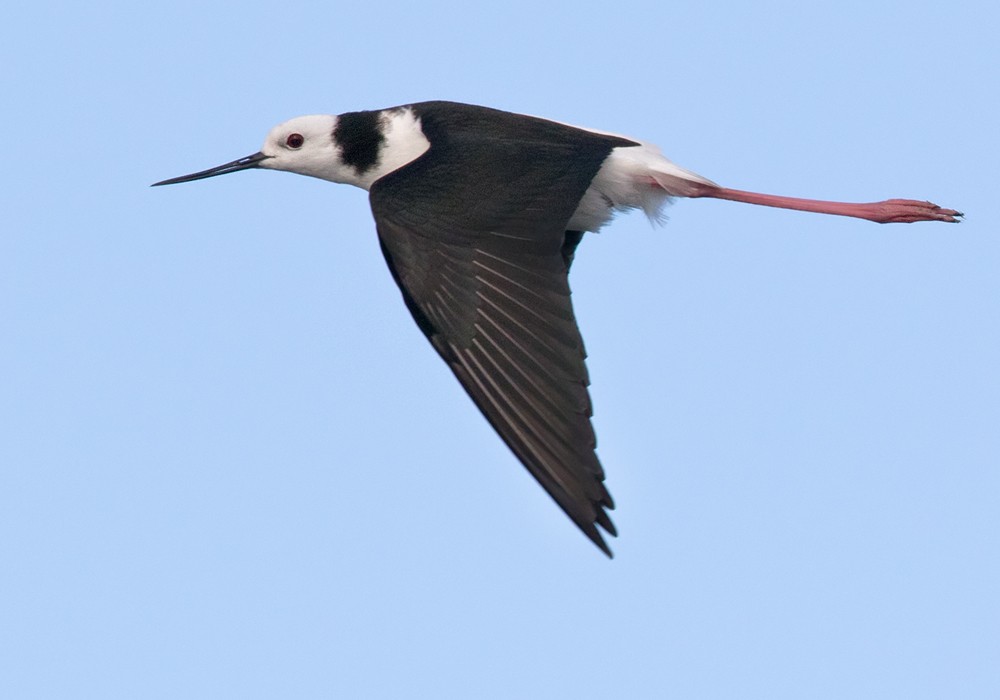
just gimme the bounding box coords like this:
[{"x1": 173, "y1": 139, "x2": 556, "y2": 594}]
[{"x1": 2, "y1": 1, "x2": 997, "y2": 698}]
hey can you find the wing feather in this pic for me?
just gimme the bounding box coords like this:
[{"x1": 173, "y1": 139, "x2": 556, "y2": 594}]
[{"x1": 367, "y1": 102, "x2": 632, "y2": 555}]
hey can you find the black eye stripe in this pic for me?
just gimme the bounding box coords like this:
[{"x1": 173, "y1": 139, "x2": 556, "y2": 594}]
[{"x1": 286, "y1": 133, "x2": 305, "y2": 149}]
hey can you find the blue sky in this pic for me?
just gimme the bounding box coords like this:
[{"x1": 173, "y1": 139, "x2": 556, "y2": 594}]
[{"x1": 2, "y1": 1, "x2": 997, "y2": 698}]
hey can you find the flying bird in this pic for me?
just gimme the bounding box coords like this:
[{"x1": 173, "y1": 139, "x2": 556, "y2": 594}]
[{"x1": 153, "y1": 101, "x2": 961, "y2": 556}]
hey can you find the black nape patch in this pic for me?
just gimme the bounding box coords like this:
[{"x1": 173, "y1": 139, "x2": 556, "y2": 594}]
[{"x1": 333, "y1": 111, "x2": 384, "y2": 173}]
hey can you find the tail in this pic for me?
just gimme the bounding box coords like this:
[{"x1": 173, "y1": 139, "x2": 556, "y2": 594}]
[{"x1": 647, "y1": 162, "x2": 718, "y2": 197}]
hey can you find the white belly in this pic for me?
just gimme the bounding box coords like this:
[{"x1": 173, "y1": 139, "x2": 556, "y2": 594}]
[{"x1": 567, "y1": 143, "x2": 716, "y2": 232}]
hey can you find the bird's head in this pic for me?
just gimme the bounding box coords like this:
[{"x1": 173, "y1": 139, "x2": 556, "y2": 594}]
[
  {"x1": 258, "y1": 115, "x2": 344, "y2": 181},
  {"x1": 152, "y1": 115, "x2": 353, "y2": 187}
]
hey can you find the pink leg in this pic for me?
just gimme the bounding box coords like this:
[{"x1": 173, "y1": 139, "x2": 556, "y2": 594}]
[{"x1": 685, "y1": 184, "x2": 963, "y2": 224}]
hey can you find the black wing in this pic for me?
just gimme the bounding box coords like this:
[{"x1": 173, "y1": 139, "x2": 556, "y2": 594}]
[{"x1": 369, "y1": 103, "x2": 634, "y2": 555}]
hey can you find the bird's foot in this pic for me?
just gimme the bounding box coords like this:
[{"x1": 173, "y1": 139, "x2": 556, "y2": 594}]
[{"x1": 870, "y1": 199, "x2": 964, "y2": 224}]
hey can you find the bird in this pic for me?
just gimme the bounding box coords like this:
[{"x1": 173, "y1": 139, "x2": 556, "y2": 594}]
[{"x1": 153, "y1": 100, "x2": 961, "y2": 557}]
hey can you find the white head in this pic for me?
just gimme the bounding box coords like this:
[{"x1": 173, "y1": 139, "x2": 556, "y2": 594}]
[
  {"x1": 257, "y1": 115, "x2": 346, "y2": 182},
  {"x1": 152, "y1": 108, "x2": 429, "y2": 191},
  {"x1": 151, "y1": 114, "x2": 357, "y2": 188}
]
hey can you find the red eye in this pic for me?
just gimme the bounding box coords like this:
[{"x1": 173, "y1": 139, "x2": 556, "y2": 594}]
[{"x1": 286, "y1": 133, "x2": 304, "y2": 149}]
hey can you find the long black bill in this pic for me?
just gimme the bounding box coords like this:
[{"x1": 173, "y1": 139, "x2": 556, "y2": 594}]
[{"x1": 151, "y1": 152, "x2": 271, "y2": 187}]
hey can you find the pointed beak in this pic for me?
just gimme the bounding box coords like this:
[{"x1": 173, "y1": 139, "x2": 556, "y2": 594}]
[{"x1": 151, "y1": 151, "x2": 271, "y2": 186}]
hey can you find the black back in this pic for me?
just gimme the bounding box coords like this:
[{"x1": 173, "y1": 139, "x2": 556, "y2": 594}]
[{"x1": 370, "y1": 101, "x2": 634, "y2": 555}]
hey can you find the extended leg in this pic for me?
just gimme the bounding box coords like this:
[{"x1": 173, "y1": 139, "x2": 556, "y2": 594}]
[{"x1": 685, "y1": 184, "x2": 962, "y2": 224}]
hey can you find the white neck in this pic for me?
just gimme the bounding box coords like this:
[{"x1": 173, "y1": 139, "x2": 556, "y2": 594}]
[{"x1": 346, "y1": 108, "x2": 431, "y2": 190}]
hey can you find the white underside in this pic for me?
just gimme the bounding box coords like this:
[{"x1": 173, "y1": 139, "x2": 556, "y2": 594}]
[
  {"x1": 567, "y1": 142, "x2": 717, "y2": 232},
  {"x1": 536, "y1": 115, "x2": 717, "y2": 232}
]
